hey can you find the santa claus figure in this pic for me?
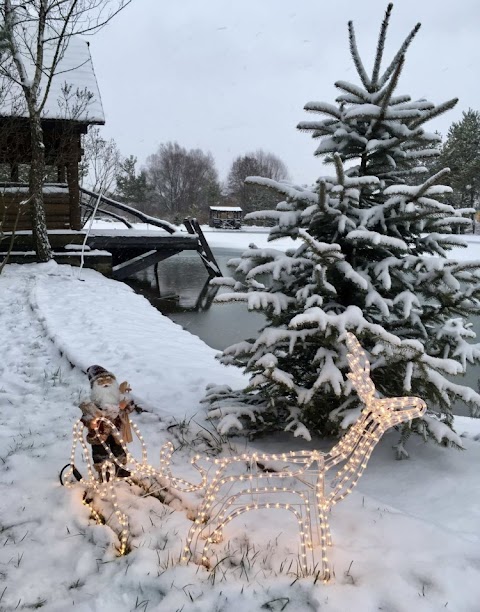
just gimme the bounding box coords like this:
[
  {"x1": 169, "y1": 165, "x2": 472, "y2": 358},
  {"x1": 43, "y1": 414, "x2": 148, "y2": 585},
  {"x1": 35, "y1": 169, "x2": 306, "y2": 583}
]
[{"x1": 79, "y1": 365, "x2": 136, "y2": 479}]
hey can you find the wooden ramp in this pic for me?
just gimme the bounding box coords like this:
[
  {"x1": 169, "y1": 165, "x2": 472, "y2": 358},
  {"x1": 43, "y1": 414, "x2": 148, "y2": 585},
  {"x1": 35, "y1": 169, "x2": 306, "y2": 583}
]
[
  {"x1": 86, "y1": 229, "x2": 197, "y2": 280},
  {"x1": 1, "y1": 189, "x2": 223, "y2": 280},
  {"x1": 79, "y1": 188, "x2": 222, "y2": 279}
]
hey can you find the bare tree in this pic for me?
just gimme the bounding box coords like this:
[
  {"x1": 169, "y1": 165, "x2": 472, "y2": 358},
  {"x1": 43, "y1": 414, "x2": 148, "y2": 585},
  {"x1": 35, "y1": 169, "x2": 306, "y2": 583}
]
[
  {"x1": 145, "y1": 141, "x2": 220, "y2": 222},
  {"x1": 226, "y1": 149, "x2": 289, "y2": 214},
  {"x1": 81, "y1": 126, "x2": 122, "y2": 194},
  {"x1": 0, "y1": 0, "x2": 132, "y2": 261}
]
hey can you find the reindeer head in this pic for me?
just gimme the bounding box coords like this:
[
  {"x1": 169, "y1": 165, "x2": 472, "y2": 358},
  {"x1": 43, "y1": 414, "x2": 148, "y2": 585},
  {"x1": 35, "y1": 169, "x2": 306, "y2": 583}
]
[{"x1": 345, "y1": 332, "x2": 426, "y2": 427}]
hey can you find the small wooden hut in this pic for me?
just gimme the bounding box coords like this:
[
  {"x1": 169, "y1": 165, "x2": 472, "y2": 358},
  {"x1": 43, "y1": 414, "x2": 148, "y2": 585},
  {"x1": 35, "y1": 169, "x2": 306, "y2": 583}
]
[
  {"x1": 0, "y1": 36, "x2": 105, "y2": 232},
  {"x1": 209, "y1": 206, "x2": 243, "y2": 229}
]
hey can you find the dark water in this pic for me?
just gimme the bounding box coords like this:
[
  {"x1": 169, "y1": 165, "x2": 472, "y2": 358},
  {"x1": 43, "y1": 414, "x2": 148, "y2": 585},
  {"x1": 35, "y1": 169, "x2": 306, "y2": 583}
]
[
  {"x1": 126, "y1": 247, "x2": 478, "y2": 416},
  {"x1": 127, "y1": 248, "x2": 265, "y2": 350}
]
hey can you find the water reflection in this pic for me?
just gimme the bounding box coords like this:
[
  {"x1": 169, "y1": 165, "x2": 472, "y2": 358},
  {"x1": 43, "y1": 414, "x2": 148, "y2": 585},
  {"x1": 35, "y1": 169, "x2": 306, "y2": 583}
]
[{"x1": 127, "y1": 248, "x2": 265, "y2": 350}]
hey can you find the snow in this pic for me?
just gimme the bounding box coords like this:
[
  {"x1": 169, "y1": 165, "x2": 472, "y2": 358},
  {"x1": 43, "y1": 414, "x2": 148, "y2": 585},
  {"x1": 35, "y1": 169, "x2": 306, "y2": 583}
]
[
  {"x1": 346, "y1": 229, "x2": 408, "y2": 250},
  {"x1": 1, "y1": 235, "x2": 480, "y2": 609},
  {"x1": 209, "y1": 206, "x2": 243, "y2": 212}
]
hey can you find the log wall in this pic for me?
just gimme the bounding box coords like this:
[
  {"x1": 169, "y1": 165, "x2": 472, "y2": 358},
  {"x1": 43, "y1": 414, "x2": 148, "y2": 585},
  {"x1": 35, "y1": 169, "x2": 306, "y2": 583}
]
[{"x1": 0, "y1": 188, "x2": 70, "y2": 231}]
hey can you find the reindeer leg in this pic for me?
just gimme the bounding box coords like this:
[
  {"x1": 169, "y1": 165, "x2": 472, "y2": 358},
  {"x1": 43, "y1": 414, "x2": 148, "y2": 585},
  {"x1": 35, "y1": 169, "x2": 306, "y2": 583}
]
[
  {"x1": 324, "y1": 503, "x2": 333, "y2": 547},
  {"x1": 319, "y1": 503, "x2": 331, "y2": 582}
]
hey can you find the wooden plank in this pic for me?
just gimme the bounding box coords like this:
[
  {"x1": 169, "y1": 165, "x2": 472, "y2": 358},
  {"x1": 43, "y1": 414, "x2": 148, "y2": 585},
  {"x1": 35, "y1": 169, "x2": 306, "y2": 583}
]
[
  {"x1": 112, "y1": 249, "x2": 179, "y2": 280},
  {"x1": 4, "y1": 231, "x2": 197, "y2": 251},
  {"x1": 2, "y1": 251, "x2": 112, "y2": 275},
  {"x1": 5, "y1": 231, "x2": 87, "y2": 249},
  {"x1": 185, "y1": 217, "x2": 222, "y2": 277},
  {"x1": 1, "y1": 206, "x2": 67, "y2": 214},
  {"x1": 2, "y1": 220, "x2": 70, "y2": 230},
  {"x1": 86, "y1": 233, "x2": 197, "y2": 250}
]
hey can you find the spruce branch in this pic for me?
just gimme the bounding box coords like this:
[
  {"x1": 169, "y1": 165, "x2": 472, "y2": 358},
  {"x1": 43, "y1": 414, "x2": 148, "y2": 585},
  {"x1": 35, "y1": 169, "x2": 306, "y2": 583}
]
[
  {"x1": 389, "y1": 94, "x2": 412, "y2": 106},
  {"x1": 245, "y1": 176, "x2": 318, "y2": 206},
  {"x1": 335, "y1": 80, "x2": 372, "y2": 104},
  {"x1": 371, "y1": 3, "x2": 394, "y2": 88},
  {"x1": 317, "y1": 180, "x2": 327, "y2": 211},
  {"x1": 415, "y1": 168, "x2": 451, "y2": 199},
  {"x1": 377, "y1": 22, "x2": 421, "y2": 90},
  {"x1": 297, "y1": 119, "x2": 337, "y2": 134},
  {"x1": 347, "y1": 20, "x2": 371, "y2": 91},
  {"x1": 334, "y1": 153, "x2": 345, "y2": 186},
  {"x1": 302, "y1": 101, "x2": 342, "y2": 119},
  {"x1": 366, "y1": 54, "x2": 405, "y2": 138},
  {"x1": 368, "y1": 127, "x2": 424, "y2": 155},
  {"x1": 410, "y1": 98, "x2": 459, "y2": 129}
]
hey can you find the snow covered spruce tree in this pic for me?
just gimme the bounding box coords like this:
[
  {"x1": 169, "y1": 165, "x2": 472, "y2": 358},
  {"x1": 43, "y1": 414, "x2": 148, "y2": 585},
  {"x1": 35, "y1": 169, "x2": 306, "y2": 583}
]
[{"x1": 204, "y1": 4, "x2": 480, "y2": 454}]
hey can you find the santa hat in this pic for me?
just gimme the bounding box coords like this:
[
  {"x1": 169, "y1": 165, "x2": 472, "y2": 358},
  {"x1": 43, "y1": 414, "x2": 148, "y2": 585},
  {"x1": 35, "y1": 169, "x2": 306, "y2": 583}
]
[{"x1": 86, "y1": 365, "x2": 116, "y2": 385}]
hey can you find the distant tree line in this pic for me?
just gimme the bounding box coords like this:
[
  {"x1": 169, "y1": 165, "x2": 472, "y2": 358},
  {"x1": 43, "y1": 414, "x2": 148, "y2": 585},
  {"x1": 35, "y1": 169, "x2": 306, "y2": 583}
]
[
  {"x1": 82, "y1": 109, "x2": 480, "y2": 226},
  {"x1": 81, "y1": 132, "x2": 289, "y2": 224},
  {"x1": 434, "y1": 109, "x2": 480, "y2": 213}
]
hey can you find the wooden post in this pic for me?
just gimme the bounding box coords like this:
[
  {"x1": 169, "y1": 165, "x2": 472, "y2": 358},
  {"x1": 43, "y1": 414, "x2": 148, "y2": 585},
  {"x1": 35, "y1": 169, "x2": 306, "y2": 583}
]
[
  {"x1": 66, "y1": 133, "x2": 81, "y2": 230},
  {"x1": 67, "y1": 160, "x2": 81, "y2": 229}
]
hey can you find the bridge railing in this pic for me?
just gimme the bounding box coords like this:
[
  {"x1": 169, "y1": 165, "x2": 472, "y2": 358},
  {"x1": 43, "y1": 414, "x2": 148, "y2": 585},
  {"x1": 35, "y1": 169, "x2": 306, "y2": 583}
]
[{"x1": 79, "y1": 187, "x2": 177, "y2": 234}]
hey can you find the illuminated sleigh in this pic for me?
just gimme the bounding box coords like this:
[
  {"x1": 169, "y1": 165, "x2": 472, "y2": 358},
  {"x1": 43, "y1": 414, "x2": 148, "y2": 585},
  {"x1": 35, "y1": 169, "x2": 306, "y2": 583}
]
[
  {"x1": 184, "y1": 333, "x2": 426, "y2": 581},
  {"x1": 63, "y1": 419, "x2": 208, "y2": 555}
]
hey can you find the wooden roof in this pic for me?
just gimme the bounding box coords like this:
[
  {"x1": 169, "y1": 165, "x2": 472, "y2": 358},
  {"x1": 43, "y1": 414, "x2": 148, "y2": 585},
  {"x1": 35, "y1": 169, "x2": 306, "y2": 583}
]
[{"x1": 0, "y1": 33, "x2": 104, "y2": 125}]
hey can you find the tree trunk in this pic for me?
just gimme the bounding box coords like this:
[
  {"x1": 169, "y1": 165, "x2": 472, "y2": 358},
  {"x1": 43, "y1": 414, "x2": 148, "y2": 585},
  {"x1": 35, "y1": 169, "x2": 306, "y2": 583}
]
[{"x1": 29, "y1": 113, "x2": 53, "y2": 262}]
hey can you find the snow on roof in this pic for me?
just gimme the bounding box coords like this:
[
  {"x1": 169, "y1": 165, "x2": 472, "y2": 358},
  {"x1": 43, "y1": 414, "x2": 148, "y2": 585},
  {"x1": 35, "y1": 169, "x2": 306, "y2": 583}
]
[
  {"x1": 0, "y1": 34, "x2": 105, "y2": 124},
  {"x1": 210, "y1": 206, "x2": 243, "y2": 212}
]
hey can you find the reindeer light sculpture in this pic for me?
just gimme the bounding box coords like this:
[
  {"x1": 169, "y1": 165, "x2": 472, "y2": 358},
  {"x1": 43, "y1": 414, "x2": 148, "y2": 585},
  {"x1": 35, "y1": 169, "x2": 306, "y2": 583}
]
[{"x1": 184, "y1": 333, "x2": 426, "y2": 581}]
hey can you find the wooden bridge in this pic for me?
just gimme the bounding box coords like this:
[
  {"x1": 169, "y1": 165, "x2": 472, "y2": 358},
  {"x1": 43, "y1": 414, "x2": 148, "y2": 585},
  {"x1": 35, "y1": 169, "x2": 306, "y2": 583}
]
[{"x1": 1, "y1": 185, "x2": 222, "y2": 280}]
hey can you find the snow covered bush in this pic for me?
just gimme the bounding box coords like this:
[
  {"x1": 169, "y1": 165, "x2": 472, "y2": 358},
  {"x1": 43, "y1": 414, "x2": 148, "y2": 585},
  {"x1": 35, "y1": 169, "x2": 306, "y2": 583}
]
[{"x1": 204, "y1": 4, "x2": 480, "y2": 453}]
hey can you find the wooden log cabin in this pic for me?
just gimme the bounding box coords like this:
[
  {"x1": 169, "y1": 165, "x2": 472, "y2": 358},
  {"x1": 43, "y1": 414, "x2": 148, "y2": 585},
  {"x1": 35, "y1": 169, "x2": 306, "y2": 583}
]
[
  {"x1": 0, "y1": 36, "x2": 105, "y2": 232},
  {"x1": 0, "y1": 35, "x2": 212, "y2": 279}
]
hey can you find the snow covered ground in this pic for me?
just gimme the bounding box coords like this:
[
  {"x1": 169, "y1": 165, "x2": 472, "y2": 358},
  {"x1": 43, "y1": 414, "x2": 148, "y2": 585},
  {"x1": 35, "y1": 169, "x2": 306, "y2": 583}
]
[{"x1": 1, "y1": 230, "x2": 480, "y2": 610}]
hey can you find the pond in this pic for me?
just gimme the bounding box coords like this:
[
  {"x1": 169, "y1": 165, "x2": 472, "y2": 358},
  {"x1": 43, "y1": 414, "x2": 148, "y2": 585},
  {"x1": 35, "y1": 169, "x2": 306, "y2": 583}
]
[
  {"x1": 126, "y1": 247, "x2": 479, "y2": 417},
  {"x1": 127, "y1": 247, "x2": 265, "y2": 351}
]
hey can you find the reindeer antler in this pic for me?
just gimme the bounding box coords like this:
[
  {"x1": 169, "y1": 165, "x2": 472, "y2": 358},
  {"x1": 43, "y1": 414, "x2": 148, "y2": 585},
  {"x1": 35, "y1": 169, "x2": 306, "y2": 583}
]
[
  {"x1": 345, "y1": 332, "x2": 427, "y2": 421},
  {"x1": 345, "y1": 332, "x2": 376, "y2": 403}
]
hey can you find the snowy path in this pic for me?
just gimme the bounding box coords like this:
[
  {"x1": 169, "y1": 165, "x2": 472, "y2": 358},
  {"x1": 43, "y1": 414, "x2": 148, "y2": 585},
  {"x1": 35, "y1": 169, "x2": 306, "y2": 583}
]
[
  {"x1": 29, "y1": 264, "x2": 246, "y2": 422},
  {"x1": 0, "y1": 265, "x2": 88, "y2": 609},
  {"x1": 0, "y1": 263, "x2": 480, "y2": 611}
]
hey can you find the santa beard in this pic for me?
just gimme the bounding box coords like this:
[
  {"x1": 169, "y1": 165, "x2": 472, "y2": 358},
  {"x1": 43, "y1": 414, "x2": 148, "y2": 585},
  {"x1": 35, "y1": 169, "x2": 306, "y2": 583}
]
[{"x1": 91, "y1": 378, "x2": 121, "y2": 419}]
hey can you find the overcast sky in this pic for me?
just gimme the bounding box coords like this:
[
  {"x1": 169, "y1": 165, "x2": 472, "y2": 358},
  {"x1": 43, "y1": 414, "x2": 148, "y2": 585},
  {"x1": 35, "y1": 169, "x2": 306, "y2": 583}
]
[{"x1": 90, "y1": 0, "x2": 480, "y2": 184}]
